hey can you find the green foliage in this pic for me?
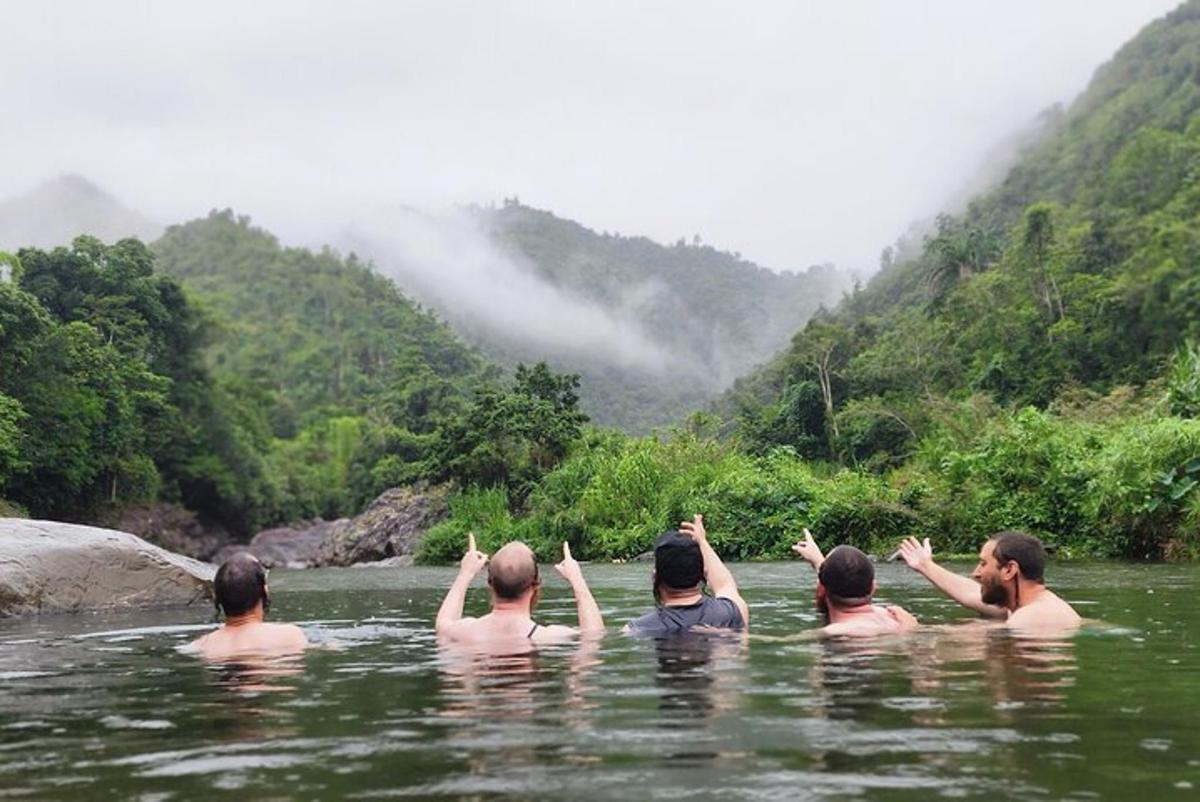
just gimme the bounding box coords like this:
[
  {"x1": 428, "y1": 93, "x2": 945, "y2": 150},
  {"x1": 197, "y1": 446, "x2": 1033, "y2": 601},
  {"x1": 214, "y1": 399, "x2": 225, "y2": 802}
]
[
  {"x1": 436, "y1": 362, "x2": 588, "y2": 506},
  {"x1": 0, "y1": 251, "x2": 21, "y2": 284},
  {"x1": 1088, "y1": 416, "x2": 1200, "y2": 557},
  {"x1": 417, "y1": 487, "x2": 517, "y2": 564},
  {"x1": 1168, "y1": 340, "x2": 1200, "y2": 417},
  {"x1": 0, "y1": 394, "x2": 27, "y2": 486},
  {"x1": 424, "y1": 430, "x2": 918, "y2": 565}
]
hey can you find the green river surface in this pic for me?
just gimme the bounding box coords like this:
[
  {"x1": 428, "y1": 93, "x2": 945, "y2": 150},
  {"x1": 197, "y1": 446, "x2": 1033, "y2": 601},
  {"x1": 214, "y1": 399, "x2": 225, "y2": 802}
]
[{"x1": 1, "y1": 561, "x2": 1198, "y2": 800}]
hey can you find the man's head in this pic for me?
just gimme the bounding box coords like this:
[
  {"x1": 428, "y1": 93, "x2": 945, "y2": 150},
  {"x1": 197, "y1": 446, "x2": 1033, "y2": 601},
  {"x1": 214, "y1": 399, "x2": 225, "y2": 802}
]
[
  {"x1": 816, "y1": 545, "x2": 876, "y2": 615},
  {"x1": 214, "y1": 552, "x2": 269, "y2": 619},
  {"x1": 488, "y1": 542, "x2": 540, "y2": 605},
  {"x1": 652, "y1": 530, "x2": 704, "y2": 598},
  {"x1": 973, "y1": 530, "x2": 1046, "y2": 605}
]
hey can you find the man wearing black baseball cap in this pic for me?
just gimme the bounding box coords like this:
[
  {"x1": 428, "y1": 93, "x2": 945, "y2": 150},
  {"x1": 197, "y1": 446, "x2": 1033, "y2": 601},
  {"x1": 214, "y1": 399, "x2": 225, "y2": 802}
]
[
  {"x1": 793, "y1": 529, "x2": 917, "y2": 636},
  {"x1": 626, "y1": 514, "x2": 749, "y2": 635}
]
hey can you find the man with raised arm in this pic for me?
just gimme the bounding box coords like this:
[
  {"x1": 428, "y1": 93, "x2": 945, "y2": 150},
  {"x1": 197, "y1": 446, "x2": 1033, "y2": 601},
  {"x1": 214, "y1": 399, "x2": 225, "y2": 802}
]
[
  {"x1": 626, "y1": 514, "x2": 750, "y2": 635},
  {"x1": 897, "y1": 531, "x2": 1081, "y2": 631},
  {"x1": 189, "y1": 552, "x2": 309, "y2": 660},
  {"x1": 792, "y1": 529, "x2": 918, "y2": 636},
  {"x1": 436, "y1": 534, "x2": 604, "y2": 646}
]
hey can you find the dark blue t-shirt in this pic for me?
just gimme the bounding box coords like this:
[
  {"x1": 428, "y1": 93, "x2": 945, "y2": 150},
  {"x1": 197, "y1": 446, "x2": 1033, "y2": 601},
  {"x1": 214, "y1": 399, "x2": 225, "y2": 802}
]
[{"x1": 627, "y1": 595, "x2": 744, "y2": 635}]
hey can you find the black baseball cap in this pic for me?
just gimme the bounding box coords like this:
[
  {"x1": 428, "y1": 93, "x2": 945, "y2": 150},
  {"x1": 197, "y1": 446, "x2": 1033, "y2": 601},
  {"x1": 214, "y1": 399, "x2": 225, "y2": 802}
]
[{"x1": 654, "y1": 530, "x2": 704, "y2": 589}]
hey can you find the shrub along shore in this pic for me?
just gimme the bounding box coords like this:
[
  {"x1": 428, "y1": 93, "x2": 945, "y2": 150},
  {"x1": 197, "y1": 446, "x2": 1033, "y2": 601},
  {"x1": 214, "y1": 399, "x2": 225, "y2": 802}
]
[{"x1": 419, "y1": 382, "x2": 1200, "y2": 564}]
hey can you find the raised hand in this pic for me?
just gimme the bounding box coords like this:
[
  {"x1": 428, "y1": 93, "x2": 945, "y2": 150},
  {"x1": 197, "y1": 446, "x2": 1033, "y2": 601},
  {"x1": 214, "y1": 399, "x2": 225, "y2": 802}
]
[
  {"x1": 897, "y1": 536, "x2": 933, "y2": 571},
  {"x1": 791, "y1": 528, "x2": 825, "y2": 567},
  {"x1": 679, "y1": 514, "x2": 708, "y2": 543},
  {"x1": 555, "y1": 541, "x2": 584, "y2": 584},
  {"x1": 459, "y1": 531, "x2": 488, "y2": 577}
]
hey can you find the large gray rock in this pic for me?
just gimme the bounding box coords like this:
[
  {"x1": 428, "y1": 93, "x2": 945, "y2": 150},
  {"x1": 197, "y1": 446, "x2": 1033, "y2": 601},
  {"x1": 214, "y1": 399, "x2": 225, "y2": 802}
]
[
  {"x1": 0, "y1": 519, "x2": 215, "y2": 617},
  {"x1": 211, "y1": 519, "x2": 345, "y2": 569},
  {"x1": 316, "y1": 484, "x2": 450, "y2": 567}
]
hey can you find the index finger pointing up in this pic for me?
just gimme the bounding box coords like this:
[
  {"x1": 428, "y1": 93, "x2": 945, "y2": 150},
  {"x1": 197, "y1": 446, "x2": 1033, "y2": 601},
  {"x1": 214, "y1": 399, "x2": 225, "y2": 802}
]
[
  {"x1": 468, "y1": 531, "x2": 477, "y2": 553},
  {"x1": 562, "y1": 541, "x2": 572, "y2": 560}
]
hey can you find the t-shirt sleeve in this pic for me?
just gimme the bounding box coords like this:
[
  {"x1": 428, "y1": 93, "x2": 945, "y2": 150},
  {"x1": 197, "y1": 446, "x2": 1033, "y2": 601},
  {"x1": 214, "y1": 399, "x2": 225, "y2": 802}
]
[
  {"x1": 713, "y1": 596, "x2": 744, "y2": 628},
  {"x1": 626, "y1": 610, "x2": 662, "y2": 635}
]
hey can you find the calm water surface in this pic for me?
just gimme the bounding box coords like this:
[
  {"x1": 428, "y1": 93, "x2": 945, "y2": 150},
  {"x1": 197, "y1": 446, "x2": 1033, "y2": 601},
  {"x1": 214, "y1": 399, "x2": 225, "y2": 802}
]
[{"x1": 1, "y1": 562, "x2": 1198, "y2": 800}]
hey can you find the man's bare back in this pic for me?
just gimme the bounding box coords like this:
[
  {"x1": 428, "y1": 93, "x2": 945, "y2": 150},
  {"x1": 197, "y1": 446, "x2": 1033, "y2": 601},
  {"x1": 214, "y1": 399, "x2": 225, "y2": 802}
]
[
  {"x1": 191, "y1": 621, "x2": 308, "y2": 661},
  {"x1": 442, "y1": 611, "x2": 578, "y2": 647},
  {"x1": 821, "y1": 605, "x2": 918, "y2": 638}
]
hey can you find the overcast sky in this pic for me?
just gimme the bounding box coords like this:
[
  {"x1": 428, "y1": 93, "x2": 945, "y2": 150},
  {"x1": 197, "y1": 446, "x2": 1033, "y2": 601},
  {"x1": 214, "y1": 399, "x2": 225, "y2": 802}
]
[{"x1": 1, "y1": 1, "x2": 1182, "y2": 273}]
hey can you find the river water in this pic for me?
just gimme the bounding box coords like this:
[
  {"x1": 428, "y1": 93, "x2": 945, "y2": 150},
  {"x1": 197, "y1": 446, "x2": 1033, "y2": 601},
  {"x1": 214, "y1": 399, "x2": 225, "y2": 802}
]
[{"x1": 0, "y1": 561, "x2": 1197, "y2": 800}]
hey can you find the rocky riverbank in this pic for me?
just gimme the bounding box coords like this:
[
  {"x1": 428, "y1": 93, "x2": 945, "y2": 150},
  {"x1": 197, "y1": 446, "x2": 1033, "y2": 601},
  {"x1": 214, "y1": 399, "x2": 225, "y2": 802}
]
[{"x1": 210, "y1": 484, "x2": 450, "y2": 569}]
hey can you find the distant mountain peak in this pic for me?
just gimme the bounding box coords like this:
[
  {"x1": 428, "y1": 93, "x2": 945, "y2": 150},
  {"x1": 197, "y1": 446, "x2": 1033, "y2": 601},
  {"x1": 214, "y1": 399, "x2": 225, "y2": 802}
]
[
  {"x1": 45, "y1": 173, "x2": 108, "y2": 198},
  {"x1": 0, "y1": 175, "x2": 163, "y2": 250}
]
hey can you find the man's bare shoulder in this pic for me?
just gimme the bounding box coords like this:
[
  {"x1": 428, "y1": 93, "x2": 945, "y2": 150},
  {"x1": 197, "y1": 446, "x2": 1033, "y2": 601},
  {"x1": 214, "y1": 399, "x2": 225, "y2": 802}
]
[
  {"x1": 883, "y1": 605, "x2": 920, "y2": 631},
  {"x1": 530, "y1": 624, "x2": 577, "y2": 643},
  {"x1": 437, "y1": 616, "x2": 483, "y2": 642},
  {"x1": 820, "y1": 621, "x2": 891, "y2": 638},
  {"x1": 260, "y1": 622, "x2": 309, "y2": 647},
  {"x1": 1009, "y1": 592, "x2": 1081, "y2": 631}
]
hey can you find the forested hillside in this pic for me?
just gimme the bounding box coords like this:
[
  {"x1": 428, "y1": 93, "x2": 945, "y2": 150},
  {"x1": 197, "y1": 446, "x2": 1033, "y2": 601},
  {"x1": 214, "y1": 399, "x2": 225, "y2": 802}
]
[
  {"x1": 727, "y1": 0, "x2": 1200, "y2": 461},
  {"x1": 415, "y1": 2, "x2": 1200, "y2": 565},
  {"x1": 356, "y1": 201, "x2": 850, "y2": 432},
  {"x1": 153, "y1": 211, "x2": 486, "y2": 440},
  {"x1": 0, "y1": 217, "x2": 596, "y2": 538},
  {"x1": 480, "y1": 203, "x2": 849, "y2": 430}
]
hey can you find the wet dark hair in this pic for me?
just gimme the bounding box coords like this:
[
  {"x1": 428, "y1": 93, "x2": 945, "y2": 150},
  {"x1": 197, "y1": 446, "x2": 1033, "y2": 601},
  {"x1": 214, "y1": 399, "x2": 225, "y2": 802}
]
[
  {"x1": 654, "y1": 531, "x2": 704, "y2": 591},
  {"x1": 990, "y1": 531, "x2": 1046, "y2": 582},
  {"x1": 818, "y1": 545, "x2": 874, "y2": 604},
  {"x1": 213, "y1": 552, "x2": 269, "y2": 617}
]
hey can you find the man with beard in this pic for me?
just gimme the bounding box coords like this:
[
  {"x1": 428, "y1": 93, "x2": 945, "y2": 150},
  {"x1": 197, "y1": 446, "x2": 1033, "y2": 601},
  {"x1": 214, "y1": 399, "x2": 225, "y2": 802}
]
[
  {"x1": 436, "y1": 534, "x2": 604, "y2": 645},
  {"x1": 793, "y1": 529, "x2": 918, "y2": 636},
  {"x1": 626, "y1": 515, "x2": 750, "y2": 635},
  {"x1": 897, "y1": 531, "x2": 1080, "y2": 631}
]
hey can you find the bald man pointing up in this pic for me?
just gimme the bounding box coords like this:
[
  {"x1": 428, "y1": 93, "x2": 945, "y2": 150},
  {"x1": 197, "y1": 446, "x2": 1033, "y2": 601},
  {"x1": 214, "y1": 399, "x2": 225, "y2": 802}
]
[{"x1": 435, "y1": 534, "x2": 605, "y2": 645}]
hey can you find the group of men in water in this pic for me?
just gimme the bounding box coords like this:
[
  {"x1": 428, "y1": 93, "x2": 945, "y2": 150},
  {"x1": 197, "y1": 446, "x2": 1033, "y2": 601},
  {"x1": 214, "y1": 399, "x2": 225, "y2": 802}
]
[{"x1": 190, "y1": 515, "x2": 1081, "y2": 659}]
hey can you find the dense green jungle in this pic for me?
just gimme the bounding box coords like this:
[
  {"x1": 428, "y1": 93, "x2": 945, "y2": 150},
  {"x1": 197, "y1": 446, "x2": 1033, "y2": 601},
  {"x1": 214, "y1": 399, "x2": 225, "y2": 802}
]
[{"x1": 4, "y1": 1, "x2": 1200, "y2": 561}]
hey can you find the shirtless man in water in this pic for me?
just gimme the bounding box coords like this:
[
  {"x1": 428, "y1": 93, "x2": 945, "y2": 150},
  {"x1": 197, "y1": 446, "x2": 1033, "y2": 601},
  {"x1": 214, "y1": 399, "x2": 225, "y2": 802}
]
[
  {"x1": 435, "y1": 535, "x2": 604, "y2": 645},
  {"x1": 190, "y1": 552, "x2": 308, "y2": 659},
  {"x1": 897, "y1": 530, "x2": 1081, "y2": 631},
  {"x1": 793, "y1": 529, "x2": 918, "y2": 636}
]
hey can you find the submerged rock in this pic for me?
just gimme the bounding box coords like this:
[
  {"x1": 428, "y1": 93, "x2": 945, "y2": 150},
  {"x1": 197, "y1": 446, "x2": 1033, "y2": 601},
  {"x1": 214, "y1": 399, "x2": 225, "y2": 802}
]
[
  {"x1": 0, "y1": 519, "x2": 215, "y2": 617},
  {"x1": 211, "y1": 519, "x2": 346, "y2": 569},
  {"x1": 316, "y1": 484, "x2": 449, "y2": 567}
]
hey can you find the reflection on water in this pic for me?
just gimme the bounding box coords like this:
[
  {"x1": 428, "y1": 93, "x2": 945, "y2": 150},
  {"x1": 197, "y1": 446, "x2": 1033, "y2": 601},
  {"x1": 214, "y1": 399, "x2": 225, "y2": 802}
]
[
  {"x1": 654, "y1": 631, "x2": 746, "y2": 727},
  {"x1": 205, "y1": 653, "x2": 307, "y2": 695},
  {"x1": 0, "y1": 562, "x2": 1198, "y2": 800}
]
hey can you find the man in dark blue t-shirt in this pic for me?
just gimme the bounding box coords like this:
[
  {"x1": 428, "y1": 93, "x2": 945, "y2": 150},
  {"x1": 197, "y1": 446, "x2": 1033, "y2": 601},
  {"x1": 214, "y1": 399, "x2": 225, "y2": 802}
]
[{"x1": 626, "y1": 515, "x2": 749, "y2": 635}]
